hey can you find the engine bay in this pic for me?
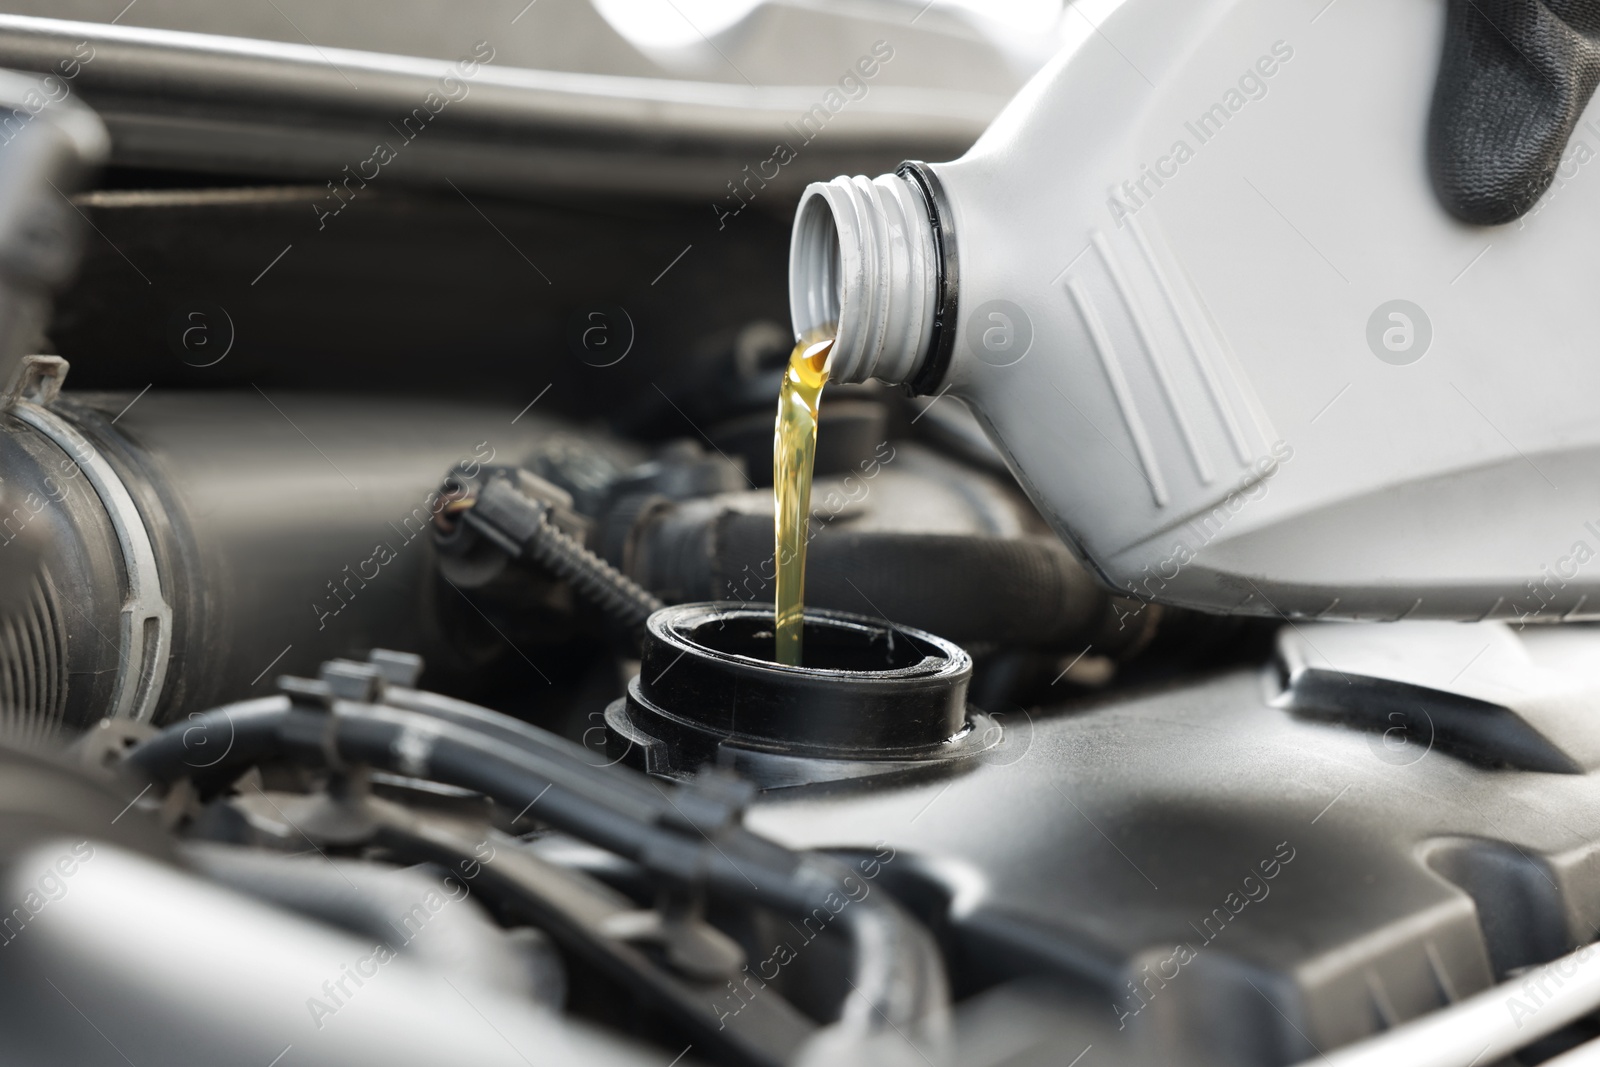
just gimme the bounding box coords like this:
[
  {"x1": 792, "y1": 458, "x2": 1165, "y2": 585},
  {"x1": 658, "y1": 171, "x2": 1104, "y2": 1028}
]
[{"x1": 2, "y1": 8, "x2": 1600, "y2": 1067}]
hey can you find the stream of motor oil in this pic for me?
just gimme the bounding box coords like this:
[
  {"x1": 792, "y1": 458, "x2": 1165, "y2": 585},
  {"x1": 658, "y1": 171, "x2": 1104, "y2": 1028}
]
[{"x1": 773, "y1": 333, "x2": 834, "y2": 666}]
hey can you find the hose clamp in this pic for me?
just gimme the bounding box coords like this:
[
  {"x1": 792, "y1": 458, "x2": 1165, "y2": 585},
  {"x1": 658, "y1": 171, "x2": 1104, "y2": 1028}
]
[{"x1": 8, "y1": 358, "x2": 172, "y2": 722}]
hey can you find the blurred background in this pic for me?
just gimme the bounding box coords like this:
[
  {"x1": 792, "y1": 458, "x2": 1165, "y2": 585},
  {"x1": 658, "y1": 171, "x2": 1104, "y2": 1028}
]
[
  {"x1": 1, "y1": 0, "x2": 1078, "y2": 85},
  {"x1": 0, "y1": 0, "x2": 1122, "y2": 411}
]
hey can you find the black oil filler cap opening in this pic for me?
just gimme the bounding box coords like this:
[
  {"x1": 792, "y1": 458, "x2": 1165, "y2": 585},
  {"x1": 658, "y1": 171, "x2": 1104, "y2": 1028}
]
[{"x1": 605, "y1": 602, "x2": 992, "y2": 788}]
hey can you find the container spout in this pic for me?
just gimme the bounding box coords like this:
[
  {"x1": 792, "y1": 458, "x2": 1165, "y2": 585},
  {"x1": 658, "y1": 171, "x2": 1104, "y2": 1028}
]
[{"x1": 789, "y1": 171, "x2": 943, "y2": 388}]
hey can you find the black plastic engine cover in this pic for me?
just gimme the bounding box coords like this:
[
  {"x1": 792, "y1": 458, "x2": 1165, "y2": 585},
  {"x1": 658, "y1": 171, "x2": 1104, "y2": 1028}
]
[{"x1": 740, "y1": 622, "x2": 1600, "y2": 1066}]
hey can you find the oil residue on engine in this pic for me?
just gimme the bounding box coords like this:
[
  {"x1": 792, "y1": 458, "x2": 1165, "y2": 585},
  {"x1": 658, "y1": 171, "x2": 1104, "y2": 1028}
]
[{"x1": 773, "y1": 333, "x2": 834, "y2": 666}]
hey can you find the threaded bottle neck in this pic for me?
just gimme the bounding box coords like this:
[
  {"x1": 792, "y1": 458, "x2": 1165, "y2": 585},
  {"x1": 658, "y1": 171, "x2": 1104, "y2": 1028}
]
[{"x1": 788, "y1": 173, "x2": 940, "y2": 387}]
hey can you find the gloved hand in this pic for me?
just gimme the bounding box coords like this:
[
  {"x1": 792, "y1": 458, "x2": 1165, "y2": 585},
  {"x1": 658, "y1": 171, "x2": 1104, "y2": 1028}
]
[{"x1": 1430, "y1": 0, "x2": 1600, "y2": 224}]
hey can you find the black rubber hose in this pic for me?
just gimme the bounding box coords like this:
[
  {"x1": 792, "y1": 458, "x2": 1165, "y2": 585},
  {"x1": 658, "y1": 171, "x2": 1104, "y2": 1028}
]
[
  {"x1": 633, "y1": 507, "x2": 1151, "y2": 655},
  {"x1": 155, "y1": 696, "x2": 296, "y2": 796},
  {"x1": 380, "y1": 685, "x2": 666, "y2": 810},
  {"x1": 128, "y1": 696, "x2": 666, "y2": 855},
  {"x1": 125, "y1": 696, "x2": 948, "y2": 1044},
  {"x1": 272, "y1": 686, "x2": 948, "y2": 1044}
]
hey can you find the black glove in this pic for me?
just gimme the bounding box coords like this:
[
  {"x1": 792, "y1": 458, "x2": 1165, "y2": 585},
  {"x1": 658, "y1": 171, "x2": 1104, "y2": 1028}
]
[{"x1": 1430, "y1": 0, "x2": 1600, "y2": 224}]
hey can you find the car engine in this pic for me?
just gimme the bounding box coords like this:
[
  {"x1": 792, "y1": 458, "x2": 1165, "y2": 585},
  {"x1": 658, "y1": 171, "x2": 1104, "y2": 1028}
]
[{"x1": 0, "y1": 5, "x2": 1598, "y2": 1066}]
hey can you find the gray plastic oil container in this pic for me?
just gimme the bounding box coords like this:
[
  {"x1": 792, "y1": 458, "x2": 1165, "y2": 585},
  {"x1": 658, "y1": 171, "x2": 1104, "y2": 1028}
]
[{"x1": 789, "y1": 0, "x2": 1600, "y2": 623}]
